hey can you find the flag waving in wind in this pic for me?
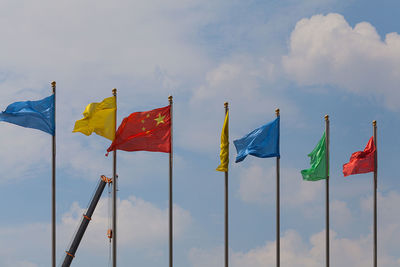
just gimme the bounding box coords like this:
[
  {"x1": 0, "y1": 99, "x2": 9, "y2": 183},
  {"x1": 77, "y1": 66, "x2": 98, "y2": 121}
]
[
  {"x1": 301, "y1": 133, "x2": 328, "y2": 181},
  {"x1": 343, "y1": 137, "x2": 375, "y2": 177},
  {"x1": 216, "y1": 111, "x2": 229, "y2": 172},
  {"x1": 107, "y1": 105, "x2": 171, "y2": 154},
  {"x1": 73, "y1": 96, "x2": 116, "y2": 140},
  {"x1": 233, "y1": 117, "x2": 280, "y2": 163},
  {"x1": 0, "y1": 95, "x2": 55, "y2": 135}
]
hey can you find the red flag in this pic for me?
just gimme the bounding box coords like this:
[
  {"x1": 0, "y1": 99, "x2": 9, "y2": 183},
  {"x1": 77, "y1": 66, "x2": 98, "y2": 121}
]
[
  {"x1": 343, "y1": 137, "x2": 375, "y2": 177},
  {"x1": 107, "y1": 105, "x2": 171, "y2": 154}
]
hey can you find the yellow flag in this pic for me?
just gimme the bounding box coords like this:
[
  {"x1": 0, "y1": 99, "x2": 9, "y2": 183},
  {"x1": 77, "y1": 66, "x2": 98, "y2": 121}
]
[
  {"x1": 73, "y1": 96, "x2": 116, "y2": 141},
  {"x1": 216, "y1": 111, "x2": 229, "y2": 172}
]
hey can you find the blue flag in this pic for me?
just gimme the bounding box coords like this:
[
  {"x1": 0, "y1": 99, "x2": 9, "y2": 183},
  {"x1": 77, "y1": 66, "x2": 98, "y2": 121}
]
[
  {"x1": 0, "y1": 95, "x2": 55, "y2": 135},
  {"x1": 234, "y1": 117, "x2": 279, "y2": 163}
]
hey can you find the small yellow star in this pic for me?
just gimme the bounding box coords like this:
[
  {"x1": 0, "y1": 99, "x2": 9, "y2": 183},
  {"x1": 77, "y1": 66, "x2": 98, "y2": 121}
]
[
  {"x1": 154, "y1": 113, "x2": 166, "y2": 126},
  {"x1": 141, "y1": 119, "x2": 145, "y2": 123},
  {"x1": 146, "y1": 114, "x2": 150, "y2": 118},
  {"x1": 142, "y1": 127, "x2": 146, "y2": 131}
]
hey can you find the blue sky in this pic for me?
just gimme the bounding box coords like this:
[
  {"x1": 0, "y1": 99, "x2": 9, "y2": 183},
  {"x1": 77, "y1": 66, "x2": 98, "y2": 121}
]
[{"x1": 1, "y1": 0, "x2": 400, "y2": 266}]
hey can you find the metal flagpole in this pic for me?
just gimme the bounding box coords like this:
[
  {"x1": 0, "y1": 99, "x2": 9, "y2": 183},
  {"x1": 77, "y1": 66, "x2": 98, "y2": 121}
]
[
  {"x1": 168, "y1": 95, "x2": 173, "y2": 267},
  {"x1": 373, "y1": 120, "x2": 377, "y2": 267},
  {"x1": 51, "y1": 81, "x2": 56, "y2": 267},
  {"x1": 275, "y1": 108, "x2": 280, "y2": 267},
  {"x1": 112, "y1": 88, "x2": 117, "y2": 267},
  {"x1": 224, "y1": 102, "x2": 229, "y2": 267},
  {"x1": 325, "y1": 115, "x2": 330, "y2": 267}
]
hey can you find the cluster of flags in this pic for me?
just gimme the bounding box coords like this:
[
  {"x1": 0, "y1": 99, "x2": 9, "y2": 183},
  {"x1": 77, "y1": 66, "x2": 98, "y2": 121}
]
[
  {"x1": 0, "y1": 94, "x2": 171, "y2": 154},
  {"x1": 0, "y1": 93, "x2": 376, "y2": 177},
  {"x1": 215, "y1": 116, "x2": 375, "y2": 178},
  {"x1": 0, "y1": 89, "x2": 378, "y2": 267}
]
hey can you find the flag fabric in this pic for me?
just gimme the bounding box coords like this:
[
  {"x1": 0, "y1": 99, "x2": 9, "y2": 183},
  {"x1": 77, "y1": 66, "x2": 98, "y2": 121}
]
[
  {"x1": 107, "y1": 105, "x2": 171, "y2": 154},
  {"x1": 233, "y1": 117, "x2": 279, "y2": 163},
  {"x1": 301, "y1": 132, "x2": 328, "y2": 181},
  {"x1": 343, "y1": 137, "x2": 375, "y2": 177},
  {"x1": 73, "y1": 97, "x2": 116, "y2": 141},
  {"x1": 216, "y1": 111, "x2": 229, "y2": 172},
  {"x1": 0, "y1": 95, "x2": 55, "y2": 135}
]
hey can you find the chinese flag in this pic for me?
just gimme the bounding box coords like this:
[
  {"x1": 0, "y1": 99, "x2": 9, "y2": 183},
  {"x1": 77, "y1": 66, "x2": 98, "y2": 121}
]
[
  {"x1": 343, "y1": 137, "x2": 375, "y2": 177},
  {"x1": 107, "y1": 105, "x2": 171, "y2": 154}
]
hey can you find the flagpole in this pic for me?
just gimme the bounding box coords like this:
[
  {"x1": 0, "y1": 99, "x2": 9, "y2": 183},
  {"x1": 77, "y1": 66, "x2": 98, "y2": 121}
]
[
  {"x1": 325, "y1": 115, "x2": 330, "y2": 267},
  {"x1": 168, "y1": 95, "x2": 173, "y2": 267},
  {"x1": 51, "y1": 81, "x2": 56, "y2": 267},
  {"x1": 224, "y1": 102, "x2": 229, "y2": 267},
  {"x1": 112, "y1": 88, "x2": 117, "y2": 267},
  {"x1": 373, "y1": 120, "x2": 377, "y2": 267},
  {"x1": 275, "y1": 108, "x2": 280, "y2": 267}
]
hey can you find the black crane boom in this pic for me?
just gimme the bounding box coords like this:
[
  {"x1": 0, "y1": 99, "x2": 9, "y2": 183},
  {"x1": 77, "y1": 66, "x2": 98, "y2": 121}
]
[{"x1": 61, "y1": 175, "x2": 111, "y2": 267}]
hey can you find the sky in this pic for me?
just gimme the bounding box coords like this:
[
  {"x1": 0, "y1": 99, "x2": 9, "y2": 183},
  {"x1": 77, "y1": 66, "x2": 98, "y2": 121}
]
[{"x1": 0, "y1": 0, "x2": 400, "y2": 266}]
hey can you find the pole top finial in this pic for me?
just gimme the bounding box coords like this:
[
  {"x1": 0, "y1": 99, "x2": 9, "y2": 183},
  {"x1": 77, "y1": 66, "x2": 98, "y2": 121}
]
[
  {"x1": 224, "y1": 102, "x2": 228, "y2": 108},
  {"x1": 51, "y1": 81, "x2": 56, "y2": 93},
  {"x1": 275, "y1": 108, "x2": 280, "y2": 116},
  {"x1": 112, "y1": 88, "x2": 117, "y2": 96},
  {"x1": 168, "y1": 95, "x2": 173, "y2": 104},
  {"x1": 373, "y1": 120, "x2": 377, "y2": 126},
  {"x1": 324, "y1": 114, "x2": 329, "y2": 121}
]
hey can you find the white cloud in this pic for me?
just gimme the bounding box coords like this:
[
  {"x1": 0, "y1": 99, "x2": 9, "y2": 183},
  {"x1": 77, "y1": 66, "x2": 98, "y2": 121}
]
[
  {"x1": 194, "y1": 190, "x2": 400, "y2": 267},
  {"x1": 360, "y1": 191, "x2": 400, "y2": 257},
  {"x1": 238, "y1": 164, "x2": 275, "y2": 204},
  {"x1": 331, "y1": 200, "x2": 353, "y2": 227},
  {"x1": 0, "y1": 124, "x2": 50, "y2": 182},
  {"x1": 60, "y1": 195, "x2": 193, "y2": 250},
  {"x1": 283, "y1": 13, "x2": 400, "y2": 109},
  {"x1": 189, "y1": 229, "x2": 399, "y2": 267},
  {"x1": 0, "y1": 195, "x2": 192, "y2": 266},
  {"x1": 189, "y1": 230, "x2": 320, "y2": 267},
  {"x1": 238, "y1": 165, "x2": 323, "y2": 207}
]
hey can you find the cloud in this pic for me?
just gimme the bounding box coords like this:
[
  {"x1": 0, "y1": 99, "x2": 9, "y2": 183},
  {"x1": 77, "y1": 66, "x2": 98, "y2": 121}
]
[
  {"x1": 283, "y1": 13, "x2": 400, "y2": 109},
  {"x1": 60, "y1": 195, "x2": 193, "y2": 250},
  {"x1": 331, "y1": 200, "x2": 353, "y2": 227},
  {"x1": 0, "y1": 194, "x2": 192, "y2": 266},
  {"x1": 193, "y1": 190, "x2": 400, "y2": 267},
  {"x1": 188, "y1": 230, "x2": 320, "y2": 267},
  {"x1": 238, "y1": 165, "x2": 323, "y2": 207},
  {"x1": 181, "y1": 55, "x2": 302, "y2": 155},
  {"x1": 0, "y1": 124, "x2": 50, "y2": 182},
  {"x1": 189, "y1": 229, "x2": 399, "y2": 267},
  {"x1": 360, "y1": 191, "x2": 400, "y2": 257}
]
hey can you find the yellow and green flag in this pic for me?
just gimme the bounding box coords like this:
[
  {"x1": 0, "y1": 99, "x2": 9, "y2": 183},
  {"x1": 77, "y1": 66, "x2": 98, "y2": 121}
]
[
  {"x1": 216, "y1": 111, "x2": 229, "y2": 172},
  {"x1": 73, "y1": 96, "x2": 116, "y2": 140}
]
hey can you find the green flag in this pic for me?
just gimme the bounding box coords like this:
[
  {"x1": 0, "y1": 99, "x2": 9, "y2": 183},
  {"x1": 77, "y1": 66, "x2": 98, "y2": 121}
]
[{"x1": 301, "y1": 132, "x2": 328, "y2": 181}]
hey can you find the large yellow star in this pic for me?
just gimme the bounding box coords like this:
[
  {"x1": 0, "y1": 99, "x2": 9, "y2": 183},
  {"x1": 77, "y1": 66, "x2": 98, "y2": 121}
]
[{"x1": 154, "y1": 113, "x2": 166, "y2": 126}]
